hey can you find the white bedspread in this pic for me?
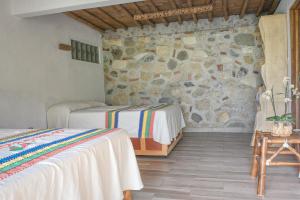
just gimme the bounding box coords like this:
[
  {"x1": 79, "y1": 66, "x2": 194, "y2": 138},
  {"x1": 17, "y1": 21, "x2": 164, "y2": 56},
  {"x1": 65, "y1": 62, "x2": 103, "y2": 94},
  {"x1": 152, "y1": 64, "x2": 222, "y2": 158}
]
[
  {"x1": 67, "y1": 104, "x2": 185, "y2": 145},
  {"x1": 0, "y1": 129, "x2": 143, "y2": 200}
]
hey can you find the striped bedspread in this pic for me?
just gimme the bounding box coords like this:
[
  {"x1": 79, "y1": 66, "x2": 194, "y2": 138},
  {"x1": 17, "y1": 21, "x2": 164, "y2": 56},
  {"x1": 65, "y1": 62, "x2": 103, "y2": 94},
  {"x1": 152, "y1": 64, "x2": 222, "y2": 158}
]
[
  {"x1": 105, "y1": 104, "x2": 169, "y2": 138},
  {"x1": 0, "y1": 128, "x2": 114, "y2": 180},
  {"x1": 0, "y1": 128, "x2": 143, "y2": 200}
]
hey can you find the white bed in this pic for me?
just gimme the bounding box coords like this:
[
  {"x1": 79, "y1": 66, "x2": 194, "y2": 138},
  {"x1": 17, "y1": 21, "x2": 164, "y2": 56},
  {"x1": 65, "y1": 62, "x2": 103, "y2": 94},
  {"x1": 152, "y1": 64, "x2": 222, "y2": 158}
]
[
  {"x1": 47, "y1": 102, "x2": 185, "y2": 145},
  {"x1": 0, "y1": 128, "x2": 143, "y2": 200}
]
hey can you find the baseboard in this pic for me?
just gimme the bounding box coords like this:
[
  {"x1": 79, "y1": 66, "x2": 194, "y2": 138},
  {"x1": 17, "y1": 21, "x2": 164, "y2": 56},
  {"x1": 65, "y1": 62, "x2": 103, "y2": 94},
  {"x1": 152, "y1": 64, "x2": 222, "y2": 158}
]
[{"x1": 183, "y1": 127, "x2": 252, "y2": 133}]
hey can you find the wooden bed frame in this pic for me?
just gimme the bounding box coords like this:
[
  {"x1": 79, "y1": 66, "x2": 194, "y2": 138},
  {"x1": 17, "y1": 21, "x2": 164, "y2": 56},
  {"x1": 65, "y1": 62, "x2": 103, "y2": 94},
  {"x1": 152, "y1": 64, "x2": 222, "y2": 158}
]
[
  {"x1": 130, "y1": 130, "x2": 183, "y2": 156},
  {"x1": 123, "y1": 191, "x2": 132, "y2": 200}
]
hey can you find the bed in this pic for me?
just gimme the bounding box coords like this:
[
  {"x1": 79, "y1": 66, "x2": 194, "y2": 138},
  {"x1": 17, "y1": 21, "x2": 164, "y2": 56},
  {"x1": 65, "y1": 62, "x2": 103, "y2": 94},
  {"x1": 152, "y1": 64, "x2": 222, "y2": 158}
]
[
  {"x1": 0, "y1": 128, "x2": 143, "y2": 200},
  {"x1": 47, "y1": 102, "x2": 185, "y2": 156}
]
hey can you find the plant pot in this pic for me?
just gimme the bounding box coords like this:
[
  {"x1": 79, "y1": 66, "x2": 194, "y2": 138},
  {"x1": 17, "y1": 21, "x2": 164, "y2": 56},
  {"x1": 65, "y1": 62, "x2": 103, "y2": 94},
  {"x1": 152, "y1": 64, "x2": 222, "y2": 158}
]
[{"x1": 271, "y1": 122, "x2": 293, "y2": 137}]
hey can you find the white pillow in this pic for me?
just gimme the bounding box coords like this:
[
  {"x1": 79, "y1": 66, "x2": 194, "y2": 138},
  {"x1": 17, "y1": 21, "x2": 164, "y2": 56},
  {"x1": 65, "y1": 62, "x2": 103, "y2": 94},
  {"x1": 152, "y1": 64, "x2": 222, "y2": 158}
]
[{"x1": 47, "y1": 101, "x2": 106, "y2": 128}]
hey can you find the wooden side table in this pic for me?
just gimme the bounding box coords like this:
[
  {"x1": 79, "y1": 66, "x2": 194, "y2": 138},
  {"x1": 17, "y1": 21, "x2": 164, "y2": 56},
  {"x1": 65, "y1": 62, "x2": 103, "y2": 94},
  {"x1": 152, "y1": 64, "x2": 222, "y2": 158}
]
[{"x1": 251, "y1": 131, "x2": 300, "y2": 197}]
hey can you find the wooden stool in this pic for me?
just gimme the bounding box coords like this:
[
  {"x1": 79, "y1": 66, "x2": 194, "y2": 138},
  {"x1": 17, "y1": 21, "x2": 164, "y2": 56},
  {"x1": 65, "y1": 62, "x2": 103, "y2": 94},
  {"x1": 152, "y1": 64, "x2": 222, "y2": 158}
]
[{"x1": 251, "y1": 131, "x2": 300, "y2": 197}]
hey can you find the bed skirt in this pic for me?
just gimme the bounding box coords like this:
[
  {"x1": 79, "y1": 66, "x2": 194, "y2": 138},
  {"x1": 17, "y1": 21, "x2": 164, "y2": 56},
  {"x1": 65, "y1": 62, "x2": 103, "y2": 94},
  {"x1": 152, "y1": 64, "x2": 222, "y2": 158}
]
[{"x1": 130, "y1": 130, "x2": 183, "y2": 156}]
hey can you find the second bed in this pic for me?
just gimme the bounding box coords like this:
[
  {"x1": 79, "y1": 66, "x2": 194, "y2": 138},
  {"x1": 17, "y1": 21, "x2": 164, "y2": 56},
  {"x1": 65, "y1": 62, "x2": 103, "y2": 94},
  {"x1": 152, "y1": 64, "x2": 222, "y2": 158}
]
[{"x1": 47, "y1": 102, "x2": 185, "y2": 156}]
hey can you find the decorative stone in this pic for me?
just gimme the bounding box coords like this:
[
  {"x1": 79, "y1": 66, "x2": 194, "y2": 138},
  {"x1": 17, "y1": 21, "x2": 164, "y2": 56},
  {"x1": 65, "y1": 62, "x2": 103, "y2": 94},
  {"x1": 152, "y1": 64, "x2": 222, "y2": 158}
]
[
  {"x1": 156, "y1": 46, "x2": 172, "y2": 61},
  {"x1": 217, "y1": 112, "x2": 230, "y2": 123},
  {"x1": 161, "y1": 72, "x2": 172, "y2": 78},
  {"x1": 167, "y1": 59, "x2": 177, "y2": 70},
  {"x1": 234, "y1": 33, "x2": 255, "y2": 46},
  {"x1": 182, "y1": 36, "x2": 197, "y2": 46},
  {"x1": 117, "y1": 85, "x2": 127, "y2": 89},
  {"x1": 224, "y1": 34, "x2": 230, "y2": 39},
  {"x1": 244, "y1": 55, "x2": 254, "y2": 64},
  {"x1": 196, "y1": 99, "x2": 210, "y2": 111},
  {"x1": 112, "y1": 92, "x2": 129, "y2": 105},
  {"x1": 204, "y1": 59, "x2": 215, "y2": 68},
  {"x1": 151, "y1": 62, "x2": 168, "y2": 73},
  {"x1": 135, "y1": 52, "x2": 156, "y2": 63},
  {"x1": 221, "y1": 56, "x2": 233, "y2": 63},
  {"x1": 237, "y1": 67, "x2": 248, "y2": 78},
  {"x1": 110, "y1": 71, "x2": 118, "y2": 78},
  {"x1": 112, "y1": 60, "x2": 128, "y2": 69},
  {"x1": 106, "y1": 89, "x2": 113, "y2": 95},
  {"x1": 230, "y1": 50, "x2": 239, "y2": 57},
  {"x1": 194, "y1": 73, "x2": 202, "y2": 80},
  {"x1": 111, "y1": 46, "x2": 123, "y2": 59},
  {"x1": 151, "y1": 79, "x2": 165, "y2": 85},
  {"x1": 235, "y1": 60, "x2": 242, "y2": 65},
  {"x1": 141, "y1": 72, "x2": 152, "y2": 81},
  {"x1": 143, "y1": 54, "x2": 155, "y2": 63},
  {"x1": 126, "y1": 61, "x2": 138, "y2": 69},
  {"x1": 222, "y1": 96, "x2": 229, "y2": 101},
  {"x1": 217, "y1": 64, "x2": 223, "y2": 71},
  {"x1": 191, "y1": 113, "x2": 203, "y2": 123},
  {"x1": 125, "y1": 48, "x2": 136, "y2": 57},
  {"x1": 192, "y1": 87, "x2": 206, "y2": 97},
  {"x1": 159, "y1": 97, "x2": 174, "y2": 104},
  {"x1": 191, "y1": 49, "x2": 208, "y2": 61},
  {"x1": 124, "y1": 37, "x2": 135, "y2": 47},
  {"x1": 103, "y1": 38, "x2": 122, "y2": 48},
  {"x1": 103, "y1": 53, "x2": 112, "y2": 66},
  {"x1": 177, "y1": 50, "x2": 189, "y2": 61},
  {"x1": 119, "y1": 75, "x2": 128, "y2": 82},
  {"x1": 184, "y1": 82, "x2": 195, "y2": 87}
]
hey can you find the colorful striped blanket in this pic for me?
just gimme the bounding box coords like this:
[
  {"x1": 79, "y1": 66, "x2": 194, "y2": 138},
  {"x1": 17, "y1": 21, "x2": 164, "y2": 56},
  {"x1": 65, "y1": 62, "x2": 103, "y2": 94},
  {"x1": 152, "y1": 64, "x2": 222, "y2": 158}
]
[
  {"x1": 0, "y1": 128, "x2": 114, "y2": 180},
  {"x1": 105, "y1": 104, "x2": 170, "y2": 138}
]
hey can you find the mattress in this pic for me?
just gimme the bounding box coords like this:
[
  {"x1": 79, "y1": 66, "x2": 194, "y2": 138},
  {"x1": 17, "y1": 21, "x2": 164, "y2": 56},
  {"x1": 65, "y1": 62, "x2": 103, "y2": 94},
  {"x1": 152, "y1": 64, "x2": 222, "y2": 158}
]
[
  {"x1": 68, "y1": 104, "x2": 185, "y2": 145},
  {"x1": 0, "y1": 128, "x2": 143, "y2": 200}
]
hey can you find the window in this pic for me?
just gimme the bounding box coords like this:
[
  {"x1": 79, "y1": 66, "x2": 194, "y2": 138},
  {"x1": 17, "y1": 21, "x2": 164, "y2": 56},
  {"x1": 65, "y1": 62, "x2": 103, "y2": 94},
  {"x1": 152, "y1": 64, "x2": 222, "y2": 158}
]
[{"x1": 71, "y1": 40, "x2": 99, "y2": 63}]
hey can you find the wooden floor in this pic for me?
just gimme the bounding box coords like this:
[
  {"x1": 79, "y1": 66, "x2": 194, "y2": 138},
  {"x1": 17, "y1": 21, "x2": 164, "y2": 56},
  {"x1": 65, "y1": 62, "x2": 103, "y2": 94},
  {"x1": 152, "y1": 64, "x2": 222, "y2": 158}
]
[{"x1": 133, "y1": 133, "x2": 300, "y2": 200}]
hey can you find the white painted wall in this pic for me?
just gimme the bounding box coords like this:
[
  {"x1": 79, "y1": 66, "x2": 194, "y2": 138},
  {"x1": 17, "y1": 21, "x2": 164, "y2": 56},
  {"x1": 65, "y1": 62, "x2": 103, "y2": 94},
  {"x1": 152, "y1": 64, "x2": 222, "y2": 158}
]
[
  {"x1": 11, "y1": 0, "x2": 142, "y2": 17},
  {"x1": 0, "y1": 0, "x2": 105, "y2": 128}
]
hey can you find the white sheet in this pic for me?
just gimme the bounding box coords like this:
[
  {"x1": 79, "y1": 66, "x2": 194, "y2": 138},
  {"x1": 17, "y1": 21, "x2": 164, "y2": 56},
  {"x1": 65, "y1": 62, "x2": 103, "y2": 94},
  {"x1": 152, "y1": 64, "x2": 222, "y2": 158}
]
[
  {"x1": 0, "y1": 129, "x2": 143, "y2": 200},
  {"x1": 67, "y1": 104, "x2": 185, "y2": 145}
]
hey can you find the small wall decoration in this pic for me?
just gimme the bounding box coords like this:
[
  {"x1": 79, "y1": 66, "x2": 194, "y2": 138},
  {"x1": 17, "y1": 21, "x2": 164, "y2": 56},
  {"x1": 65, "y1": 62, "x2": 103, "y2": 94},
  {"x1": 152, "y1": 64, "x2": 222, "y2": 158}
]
[{"x1": 71, "y1": 40, "x2": 99, "y2": 63}]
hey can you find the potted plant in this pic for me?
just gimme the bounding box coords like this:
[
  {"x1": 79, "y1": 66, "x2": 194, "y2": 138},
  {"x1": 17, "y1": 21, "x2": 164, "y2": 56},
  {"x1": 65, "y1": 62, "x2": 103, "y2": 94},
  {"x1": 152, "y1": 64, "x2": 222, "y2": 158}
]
[{"x1": 262, "y1": 77, "x2": 300, "y2": 137}]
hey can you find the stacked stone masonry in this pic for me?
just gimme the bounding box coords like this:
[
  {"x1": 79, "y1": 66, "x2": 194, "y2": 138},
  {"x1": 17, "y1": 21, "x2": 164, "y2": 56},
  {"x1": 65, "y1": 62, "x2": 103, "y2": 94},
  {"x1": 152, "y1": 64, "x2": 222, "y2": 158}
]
[{"x1": 102, "y1": 15, "x2": 264, "y2": 130}]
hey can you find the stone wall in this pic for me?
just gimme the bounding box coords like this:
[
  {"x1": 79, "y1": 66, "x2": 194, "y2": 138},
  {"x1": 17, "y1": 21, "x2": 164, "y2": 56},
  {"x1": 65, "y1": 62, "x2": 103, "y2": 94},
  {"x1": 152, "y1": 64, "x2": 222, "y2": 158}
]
[{"x1": 102, "y1": 15, "x2": 264, "y2": 131}]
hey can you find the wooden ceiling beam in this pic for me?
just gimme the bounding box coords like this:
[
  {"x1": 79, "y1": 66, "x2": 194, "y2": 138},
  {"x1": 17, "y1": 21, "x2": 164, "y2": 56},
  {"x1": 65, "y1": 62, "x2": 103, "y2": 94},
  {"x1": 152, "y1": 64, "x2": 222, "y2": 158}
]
[
  {"x1": 240, "y1": 0, "x2": 249, "y2": 18},
  {"x1": 256, "y1": 0, "x2": 265, "y2": 16},
  {"x1": 131, "y1": 3, "x2": 155, "y2": 27},
  {"x1": 82, "y1": 10, "x2": 116, "y2": 31},
  {"x1": 134, "y1": 5, "x2": 213, "y2": 21},
  {"x1": 268, "y1": 0, "x2": 281, "y2": 14},
  {"x1": 147, "y1": 0, "x2": 169, "y2": 25},
  {"x1": 65, "y1": 12, "x2": 103, "y2": 33},
  {"x1": 169, "y1": 0, "x2": 183, "y2": 24},
  {"x1": 187, "y1": 0, "x2": 198, "y2": 23},
  {"x1": 89, "y1": 8, "x2": 128, "y2": 29},
  {"x1": 222, "y1": 0, "x2": 229, "y2": 21},
  {"x1": 114, "y1": 4, "x2": 142, "y2": 28},
  {"x1": 207, "y1": 0, "x2": 213, "y2": 22}
]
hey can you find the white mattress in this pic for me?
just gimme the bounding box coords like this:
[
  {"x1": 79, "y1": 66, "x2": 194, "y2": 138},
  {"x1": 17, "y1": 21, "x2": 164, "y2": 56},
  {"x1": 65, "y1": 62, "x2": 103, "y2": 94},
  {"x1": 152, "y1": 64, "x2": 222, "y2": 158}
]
[
  {"x1": 68, "y1": 104, "x2": 185, "y2": 145},
  {"x1": 0, "y1": 129, "x2": 143, "y2": 200}
]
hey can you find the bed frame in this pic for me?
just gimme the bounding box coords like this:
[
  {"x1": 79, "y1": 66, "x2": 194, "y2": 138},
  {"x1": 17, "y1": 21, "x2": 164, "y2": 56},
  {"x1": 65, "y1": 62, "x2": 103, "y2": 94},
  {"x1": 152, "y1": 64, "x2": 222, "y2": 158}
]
[
  {"x1": 123, "y1": 191, "x2": 132, "y2": 200},
  {"x1": 130, "y1": 130, "x2": 183, "y2": 156}
]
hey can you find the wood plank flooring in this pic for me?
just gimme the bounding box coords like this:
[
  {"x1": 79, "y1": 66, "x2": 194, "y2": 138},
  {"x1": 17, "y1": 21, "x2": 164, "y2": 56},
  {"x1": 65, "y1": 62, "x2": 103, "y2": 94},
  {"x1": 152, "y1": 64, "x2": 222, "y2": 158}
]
[{"x1": 133, "y1": 132, "x2": 300, "y2": 200}]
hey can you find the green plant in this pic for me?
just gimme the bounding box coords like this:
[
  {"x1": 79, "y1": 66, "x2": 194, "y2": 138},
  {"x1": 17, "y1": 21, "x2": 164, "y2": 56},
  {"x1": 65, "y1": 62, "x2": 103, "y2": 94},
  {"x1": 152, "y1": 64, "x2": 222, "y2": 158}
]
[{"x1": 263, "y1": 77, "x2": 300, "y2": 123}]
